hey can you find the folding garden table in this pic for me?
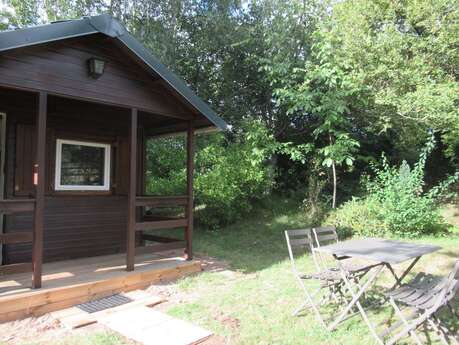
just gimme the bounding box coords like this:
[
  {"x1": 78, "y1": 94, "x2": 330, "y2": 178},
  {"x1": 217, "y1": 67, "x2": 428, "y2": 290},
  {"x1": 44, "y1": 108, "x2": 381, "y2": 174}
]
[{"x1": 313, "y1": 238, "x2": 441, "y2": 344}]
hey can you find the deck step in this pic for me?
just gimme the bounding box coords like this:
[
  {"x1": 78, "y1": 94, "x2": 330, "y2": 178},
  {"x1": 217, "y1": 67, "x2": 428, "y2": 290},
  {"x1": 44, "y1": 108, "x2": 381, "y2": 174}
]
[
  {"x1": 0, "y1": 256, "x2": 201, "y2": 323},
  {"x1": 53, "y1": 290, "x2": 163, "y2": 329}
]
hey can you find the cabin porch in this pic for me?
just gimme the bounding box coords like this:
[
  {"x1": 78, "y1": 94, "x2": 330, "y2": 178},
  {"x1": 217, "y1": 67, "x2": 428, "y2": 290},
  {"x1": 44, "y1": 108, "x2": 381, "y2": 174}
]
[
  {"x1": 0, "y1": 250, "x2": 201, "y2": 323},
  {"x1": 0, "y1": 86, "x2": 196, "y2": 290}
]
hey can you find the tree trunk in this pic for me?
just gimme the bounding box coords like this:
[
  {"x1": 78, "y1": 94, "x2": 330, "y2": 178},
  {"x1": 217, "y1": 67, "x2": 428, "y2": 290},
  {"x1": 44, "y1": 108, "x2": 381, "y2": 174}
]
[
  {"x1": 331, "y1": 160, "x2": 337, "y2": 209},
  {"x1": 329, "y1": 133, "x2": 337, "y2": 209}
]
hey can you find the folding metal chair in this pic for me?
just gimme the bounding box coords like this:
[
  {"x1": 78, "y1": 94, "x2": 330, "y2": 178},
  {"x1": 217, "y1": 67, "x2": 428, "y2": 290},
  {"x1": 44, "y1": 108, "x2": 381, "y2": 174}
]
[
  {"x1": 284, "y1": 229, "x2": 350, "y2": 326},
  {"x1": 312, "y1": 226, "x2": 381, "y2": 278},
  {"x1": 381, "y1": 260, "x2": 459, "y2": 345}
]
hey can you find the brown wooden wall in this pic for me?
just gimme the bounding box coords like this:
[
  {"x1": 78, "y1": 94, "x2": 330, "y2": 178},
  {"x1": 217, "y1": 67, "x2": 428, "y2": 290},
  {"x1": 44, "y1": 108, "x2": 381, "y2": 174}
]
[
  {"x1": 0, "y1": 90, "x2": 149, "y2": 264},
  {"x1": 0, "y1": 32, "x2": 198, "y2": 264},
  {"x1": 4, "y1": 196, "x2": 127, "y2": 263},
  {"x1": 0, "y1": 34, "x2": 194, "y2": 120}
]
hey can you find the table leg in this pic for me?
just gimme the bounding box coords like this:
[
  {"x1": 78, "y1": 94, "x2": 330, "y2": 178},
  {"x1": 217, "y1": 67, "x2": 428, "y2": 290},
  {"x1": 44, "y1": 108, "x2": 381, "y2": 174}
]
[
  {"x1": 328, "y1": 263, "x2": 384, "y2": 344},
  {"x1": 387, "y1": 256, "x2": 421, "y2": 290}
]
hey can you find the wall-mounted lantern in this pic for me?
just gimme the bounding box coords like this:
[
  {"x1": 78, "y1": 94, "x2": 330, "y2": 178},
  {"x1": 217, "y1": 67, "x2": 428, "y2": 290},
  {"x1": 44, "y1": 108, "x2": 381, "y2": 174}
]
[{"x1": 87, "y1": 57, "x2": 106, "y2": 79}]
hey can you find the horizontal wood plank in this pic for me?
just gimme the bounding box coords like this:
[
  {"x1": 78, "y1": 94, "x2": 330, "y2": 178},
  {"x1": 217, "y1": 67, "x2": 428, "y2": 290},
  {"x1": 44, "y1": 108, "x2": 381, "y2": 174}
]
[
  {"x1": 0, "y1": 256, "x2": 201, "y2": 322},
  {"x1": 0, "y1": 263, "x2": 33, "y2": 276},
  {"x1": 141, "y1": 234, "x2": 181, "y2": 243},
  {"x1": 135, "y1": 219, "x2": 188, "y2": 231},
  {"x1": 0, "y1": 232, "x2": 33, "y2": 244},
  {"x1": 136, "y1": 196, "x2": 188, "y2": 207},
  {"x1": 0, "y1": 199, "x2": 35, "y2": 214},
  {"x1": 136, "y1": 241, "x2": 186, "y2": 255}
]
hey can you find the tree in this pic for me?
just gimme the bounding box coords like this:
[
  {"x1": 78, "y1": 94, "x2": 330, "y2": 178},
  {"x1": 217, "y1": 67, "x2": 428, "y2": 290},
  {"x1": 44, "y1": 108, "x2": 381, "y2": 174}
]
[
  {"x1": 321, "y1": 0, "x2": 459, "y2": 161},
  {"x1": 268, "y1": 30, "x2": 364, "y2": 208}
]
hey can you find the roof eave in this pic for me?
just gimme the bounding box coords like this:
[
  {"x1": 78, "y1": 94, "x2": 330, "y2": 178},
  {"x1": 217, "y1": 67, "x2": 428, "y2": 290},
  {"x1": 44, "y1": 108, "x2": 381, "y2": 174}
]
[{"x1": 0, "y1": 14, "x2": 230, "y2": 132}]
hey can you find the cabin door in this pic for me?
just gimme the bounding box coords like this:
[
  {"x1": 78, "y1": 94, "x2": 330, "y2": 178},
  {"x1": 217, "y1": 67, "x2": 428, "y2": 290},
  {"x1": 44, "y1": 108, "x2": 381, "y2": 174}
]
[{"x1": 0, "y1": 113, "x2": 6, "y2": 264}]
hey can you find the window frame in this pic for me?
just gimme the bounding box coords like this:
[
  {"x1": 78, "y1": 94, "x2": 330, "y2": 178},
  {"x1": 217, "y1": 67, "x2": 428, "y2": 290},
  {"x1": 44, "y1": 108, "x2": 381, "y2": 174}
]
[{"x1": 54, "y1": 139, "x2": 111, "y2": 191}]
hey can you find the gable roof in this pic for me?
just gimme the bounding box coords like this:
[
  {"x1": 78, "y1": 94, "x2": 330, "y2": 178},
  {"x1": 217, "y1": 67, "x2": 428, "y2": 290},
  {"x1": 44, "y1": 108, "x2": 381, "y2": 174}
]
[{"x1": 0, "y1": 14, "x2": 229, "y2": 131}]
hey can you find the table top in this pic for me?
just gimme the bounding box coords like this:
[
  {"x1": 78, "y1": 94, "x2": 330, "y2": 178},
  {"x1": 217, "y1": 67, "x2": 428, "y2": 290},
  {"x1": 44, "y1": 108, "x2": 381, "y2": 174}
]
[{"x1": 314, "y1": 238, "x2": 441, "y2": 264}]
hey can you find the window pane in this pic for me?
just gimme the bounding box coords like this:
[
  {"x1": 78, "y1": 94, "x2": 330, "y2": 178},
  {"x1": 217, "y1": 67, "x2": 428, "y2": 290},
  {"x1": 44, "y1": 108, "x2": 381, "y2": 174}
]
[{"x1": 60, "y1": 143, "x2": 106, "y2": 186}]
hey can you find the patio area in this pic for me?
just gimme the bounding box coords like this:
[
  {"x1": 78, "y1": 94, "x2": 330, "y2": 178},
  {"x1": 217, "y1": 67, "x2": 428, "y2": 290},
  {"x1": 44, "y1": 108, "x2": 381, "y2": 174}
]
[{"x1": 0, "y1": 250, "x2": 201, "y2": 323}]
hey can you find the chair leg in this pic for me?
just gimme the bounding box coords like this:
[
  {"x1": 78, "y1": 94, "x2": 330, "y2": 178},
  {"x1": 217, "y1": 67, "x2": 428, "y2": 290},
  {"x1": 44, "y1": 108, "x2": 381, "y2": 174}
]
[
  {"x1": 293, "y1": 287, "x2": 320, "y2": 316},
  {"x1": 427, "y1": 317, "x2": 449, "y2": 345},
  {"x1": 447, "y1": 303, "x2": 459, "y2": 318},
  {"x1": 293, "y1": 300, "x2": 311, "y2": 316},
  {"x1": 432, "y1": 315, "x2": 459, "y2": 345},
  {"x1": 296, "y1": 285, "x2": 328, "y2": 328},
  {"x1": 388, "y1": 298, "x2": 423, "y2": 345}
]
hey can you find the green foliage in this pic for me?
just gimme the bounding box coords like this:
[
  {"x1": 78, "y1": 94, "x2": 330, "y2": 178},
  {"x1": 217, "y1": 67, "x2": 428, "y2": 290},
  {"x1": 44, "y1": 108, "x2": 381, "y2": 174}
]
[
  {"x1": 195, "y1": 121, "x2": 276, "y2": 227},
  {"x1": 147, "y1": 136, "x2": 187, "y2": 195},
  {"x1": 147, "y1": 120, "x2": 277, "y2": 228},
  {"x1": 327, "y1": 134, "x2": 459, "y2": 237},
  {"x1": 2, "y1": 0, "x2": 457, "y2": 218},
  {"x1": 325, "y1": 197, "x2": 386, "y2": 237},
  {"x1": 319, "y1": 0, "x2": 459, "y2": 158}
]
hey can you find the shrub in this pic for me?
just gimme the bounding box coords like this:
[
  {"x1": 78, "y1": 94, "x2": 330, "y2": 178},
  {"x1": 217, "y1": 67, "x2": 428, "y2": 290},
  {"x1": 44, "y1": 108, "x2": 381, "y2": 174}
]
[
  {"x1": 194, "y1": 120, "x2": 276, "y2": 227},
  {"x1": 147, "y1": 120, "x2": 277, "y2": 228},
  {"x1": 325, "y1": 197, "x2": 386, "y2": 237},
  {"x1": 326, "y1": 134, "x2": 458, "y2": 237}
]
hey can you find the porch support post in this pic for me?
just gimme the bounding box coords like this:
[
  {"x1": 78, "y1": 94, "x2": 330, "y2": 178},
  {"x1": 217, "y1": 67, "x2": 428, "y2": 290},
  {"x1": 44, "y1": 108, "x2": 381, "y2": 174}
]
[
  {"x1": 185, "y1": 121, "x2": 194, "y2": 260},
  {"x1": 32, "y1": 91, "x2": 47, "y2": 289},
  {"x1": 126, "y1": 108, "x2": 138, "y2": 271}
]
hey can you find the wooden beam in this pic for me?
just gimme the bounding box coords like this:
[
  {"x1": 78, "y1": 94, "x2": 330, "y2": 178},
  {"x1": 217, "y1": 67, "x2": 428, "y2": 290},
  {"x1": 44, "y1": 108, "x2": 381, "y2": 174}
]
[
  {"x1": 0, "y1": 82, "x2": 193, "y2": 121},
  {"x1": 145, "y1": 118, "x2": 211, "y2": 138},
  {"x1": 135, "y1": 196, "x2": 188, "y2": 207},
  {"x1": 185, "y1": 121, "x2": 195, "y2": 260},
  {"x1": 32, "y1": 91, "x2": 46, "y2": 289},
  {"x1": 0, "y1": 263, "x2": 32, "y2": 276},
  {"x1": 0, "y1": 200, "x2": 35, "y2": 214},
  {"x1": 135, "y1": 241, "x2": 186, "y2": 255},
  {"x1": 126, "y1": 108, "x2": 138, "y2": 271},
  {"x1": 141, "y1": 234, "x2": 181, "y2": 243},
  {"x1": 135, "y1": 219, "x2": 187, "y2": 231},
  {"x1": 0, "y1": 232, "x2": 33, "y2": 244},
  {"x1": 137, "y1": 125, "x2": 146, "y2": 247}
]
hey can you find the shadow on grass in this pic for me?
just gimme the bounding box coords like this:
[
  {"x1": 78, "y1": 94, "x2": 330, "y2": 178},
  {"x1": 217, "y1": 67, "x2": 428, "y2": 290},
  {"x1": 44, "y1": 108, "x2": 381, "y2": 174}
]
[{"x1": 193, "y1": 198, "x2": 313, "y2": 273}]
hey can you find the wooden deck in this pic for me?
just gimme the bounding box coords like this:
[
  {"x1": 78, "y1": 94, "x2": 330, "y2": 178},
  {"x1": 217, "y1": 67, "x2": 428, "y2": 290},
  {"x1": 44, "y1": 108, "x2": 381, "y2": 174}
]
[{"x1": 0, "y1": 251, "x2": 201, "y2": 323}]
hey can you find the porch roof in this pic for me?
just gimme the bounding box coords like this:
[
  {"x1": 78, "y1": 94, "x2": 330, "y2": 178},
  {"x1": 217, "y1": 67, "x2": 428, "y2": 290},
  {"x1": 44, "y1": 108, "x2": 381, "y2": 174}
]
[{"x1": 0, "y1": 14, "x2": 229, "y2": 132}]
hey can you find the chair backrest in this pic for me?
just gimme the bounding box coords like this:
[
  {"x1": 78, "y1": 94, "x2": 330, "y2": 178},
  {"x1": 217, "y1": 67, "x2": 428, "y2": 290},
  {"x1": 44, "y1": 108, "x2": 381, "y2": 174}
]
[
  {"x1": 444, "y1": 260, "x2": 459, "y2": 302},
  {"x1": 311, "y1": 226, "x2": 339, "y2": 271},
  {"x1": 312, "y1": 226, "x2": 338, "y2": 247},
  {"x1": 284, "y1": 229, "x2": 314, "y2": 275},
  {"x1": 430, "y1": 260, "x2": 459, "y2": 311}
]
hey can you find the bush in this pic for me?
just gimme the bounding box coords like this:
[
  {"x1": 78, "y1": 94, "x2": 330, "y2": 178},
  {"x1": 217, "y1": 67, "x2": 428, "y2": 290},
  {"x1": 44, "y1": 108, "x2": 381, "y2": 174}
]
[
  {"x1": 325, "y1": 197, "x2": 386, "y2": 237},
  {"x1": 147, "y1": 120, "x2": 277, "y2": 228},
  {"x1": 326, "y1": 134, "x2": 458, "y2": 237},
  {"x1": 194, "y1": 120, "x2": 276, "y2": 227}
]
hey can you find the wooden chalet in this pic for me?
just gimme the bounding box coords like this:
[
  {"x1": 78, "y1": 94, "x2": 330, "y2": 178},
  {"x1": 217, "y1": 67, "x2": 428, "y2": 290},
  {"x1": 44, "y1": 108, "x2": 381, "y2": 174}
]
[{"x1": 0, "y1": 13, "x2": 228, "y2": 316}]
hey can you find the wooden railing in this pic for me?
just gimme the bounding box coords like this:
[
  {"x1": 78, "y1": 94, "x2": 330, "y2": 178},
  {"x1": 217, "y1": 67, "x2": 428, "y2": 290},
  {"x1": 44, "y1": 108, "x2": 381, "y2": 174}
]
[
  {"x1": 0, "y1": 199, "x2": 36, "y2": 276},
  {"x1": 134, "y1": 196, "x2": 189, "y2": 254}
]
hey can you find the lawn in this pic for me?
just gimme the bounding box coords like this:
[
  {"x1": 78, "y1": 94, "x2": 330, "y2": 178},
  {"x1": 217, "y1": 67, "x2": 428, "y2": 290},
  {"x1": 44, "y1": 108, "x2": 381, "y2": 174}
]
[
  {"x1": 166, "y1": 200, "x2": 459, "y2": 345},
  {"x1": 5, "y1": 200, "x2": 459, "y2": 345}
]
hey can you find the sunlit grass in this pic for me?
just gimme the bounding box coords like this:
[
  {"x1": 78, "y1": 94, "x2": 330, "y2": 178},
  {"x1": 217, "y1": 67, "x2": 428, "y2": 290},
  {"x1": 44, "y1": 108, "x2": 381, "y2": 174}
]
[{"x1": 167, "y1": 199, "x2": 459, "y2": 345}]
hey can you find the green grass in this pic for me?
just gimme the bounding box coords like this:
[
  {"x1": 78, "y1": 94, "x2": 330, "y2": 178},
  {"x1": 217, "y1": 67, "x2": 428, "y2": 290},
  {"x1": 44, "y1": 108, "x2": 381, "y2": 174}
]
[
  {"x1": 12, "y1": 199, "x2": 458, "y2": 345},
  {"x1": 165, "y1": 199, "x2": 459, "y2": 345}
]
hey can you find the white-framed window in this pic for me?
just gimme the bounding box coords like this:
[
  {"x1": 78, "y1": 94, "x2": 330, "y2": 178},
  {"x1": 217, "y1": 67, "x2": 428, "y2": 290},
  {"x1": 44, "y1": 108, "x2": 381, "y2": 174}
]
[{"x1": 55, "y1": 139, "x2": 111, "y2": 191}]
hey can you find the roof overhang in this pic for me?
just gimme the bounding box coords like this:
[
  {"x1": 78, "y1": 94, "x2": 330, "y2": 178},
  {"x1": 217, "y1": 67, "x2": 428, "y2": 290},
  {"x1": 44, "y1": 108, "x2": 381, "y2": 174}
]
[{"x1": 0, "y1": 14, "x2": 229, "y2": 132}]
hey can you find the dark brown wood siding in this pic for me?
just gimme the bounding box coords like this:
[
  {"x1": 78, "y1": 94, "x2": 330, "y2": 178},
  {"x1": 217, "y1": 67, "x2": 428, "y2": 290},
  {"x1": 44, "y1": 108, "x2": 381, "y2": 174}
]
[
  {"x1": 0, "y1": 90, "x2": 154, "y2": 264},
  {"x1": 0, "y1": 30, "x2": 196, "y2": 264},
  {"x1": 0, "y1": 34, "x2": 193, "y2": 119},
  {"x1": 3, "y1": 196, "x2": 127, "y2": 264}
]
